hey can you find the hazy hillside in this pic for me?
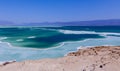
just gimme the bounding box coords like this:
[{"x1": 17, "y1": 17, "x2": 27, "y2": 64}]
[
  {"x1": 0, "y1": 21, "x2": 15, "y2": 26},
  {"x1": 54, "y1": 19, "x2": 120, "y2": 26},
  {"x1": 0, "y1": 19, "x2": 120, "y2": 27}
]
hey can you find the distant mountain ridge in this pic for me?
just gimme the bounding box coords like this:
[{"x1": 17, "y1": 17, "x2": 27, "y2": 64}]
[
  {"x1": 0, "y1": 21, "x2": 15, "y2": 26},
  {"x1": 58, "y1": 19, "x2": 120, "y2": 26},
  {"x1": 0, "y1": 19, "x2": 120, "y2": 26}
]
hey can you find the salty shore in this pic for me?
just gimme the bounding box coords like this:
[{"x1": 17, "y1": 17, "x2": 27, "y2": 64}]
[{"x1": 0, "y1": 46, "x2": 120, "y2": 71}]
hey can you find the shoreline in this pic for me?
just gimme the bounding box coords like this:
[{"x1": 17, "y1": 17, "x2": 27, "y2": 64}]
[
  {"x1": 0, "y1": 46, "x2": 120, "y2": 71},
  {"x1": 0, "y1": 35, "x2": 120, "y2": 62}
]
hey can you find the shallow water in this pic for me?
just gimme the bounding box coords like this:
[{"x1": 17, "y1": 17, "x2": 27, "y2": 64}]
[{"x1": 0, "y1": 26, "x2": 120, "y2": 61}]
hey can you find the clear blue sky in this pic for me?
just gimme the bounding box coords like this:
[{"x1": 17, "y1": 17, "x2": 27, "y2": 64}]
[{"x1": 0, "y1": 0, "x2": 120, "y2": 23}]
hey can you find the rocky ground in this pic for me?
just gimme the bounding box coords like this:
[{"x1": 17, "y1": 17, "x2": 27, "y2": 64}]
[{"x1": 0, "y1": 46, "x2": 120, "y2": 71}]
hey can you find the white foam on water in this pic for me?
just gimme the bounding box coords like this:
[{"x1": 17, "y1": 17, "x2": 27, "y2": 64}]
[
  {"x1": 16, "y1": 39, "x2": 24, "y2": 42},
  {"x1": 0, "y1": 37, "x2": 8, "y2": 40},
  {"x1": 58, "y1": 29, "x2": 96, "y2": 34},
  {"x1": 44, "y1": 28, "x2": 120, "y2": 38},
  {"x1": 27, "y1": 36, "x2": 36, "y2": 38},
  {"x1": 56, "y1": 29, "x2": 120, "y2": 37},
  {"x1": 36, "y1": 28, "x2": 120, "y2": 38}
]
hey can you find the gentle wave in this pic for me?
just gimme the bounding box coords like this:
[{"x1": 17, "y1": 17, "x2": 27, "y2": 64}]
[
  {"x1": 37, "y1": 28, "x2": 120, "y2": 36},
  {"x1": 58, "y1": 29, "x2": 96, "y2": 34},
  {"x1": 0, "y1": 37, "x2": 8, "y2": 40},
  {"x1": 27, "y1": 36, "x2": 36, "y2": 38},
  {"x1": 16, "y1": 39, "x2": 24, "y2": 42},
  {"x1": 55, "y1": 29, "x2": 120, "y2": 36}
]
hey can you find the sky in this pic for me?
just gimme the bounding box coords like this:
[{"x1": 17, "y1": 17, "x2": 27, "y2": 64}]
[{"x1": 0, "y1": 0, "x2": 120, "y2": 23}]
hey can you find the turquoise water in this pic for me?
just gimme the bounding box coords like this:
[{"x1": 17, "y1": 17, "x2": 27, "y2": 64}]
[
  {"x1": 0, "y1": 27, "x2": 104, "y2": 48},
  {"x1": 0, "y1": 26, "x2": 120, "y2": 61}
]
